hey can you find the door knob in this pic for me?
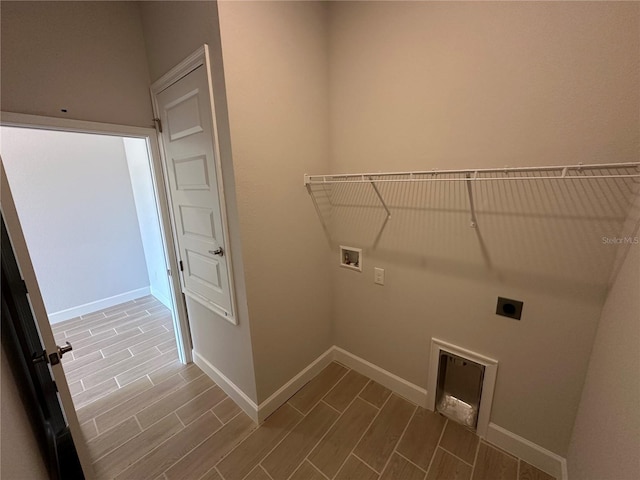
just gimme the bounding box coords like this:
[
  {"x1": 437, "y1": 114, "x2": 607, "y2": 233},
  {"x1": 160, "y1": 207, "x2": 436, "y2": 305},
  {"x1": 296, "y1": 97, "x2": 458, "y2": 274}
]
[
  {"x1": 209, "y1": 248, "x2": 224, "y2": 257},
  {"x1": 57, "y1": 341, "x2": 73, "y2": 358}
]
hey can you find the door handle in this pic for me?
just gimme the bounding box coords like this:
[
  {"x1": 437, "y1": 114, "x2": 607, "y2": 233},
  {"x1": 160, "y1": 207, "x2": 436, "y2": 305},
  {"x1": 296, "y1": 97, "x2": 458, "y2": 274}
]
[
  {"x1": 57, "y1": 341, "x2": 73, "y2": 358},
  {"x1": 209, "y1": 248, "x2": 224, "y2": 257}
]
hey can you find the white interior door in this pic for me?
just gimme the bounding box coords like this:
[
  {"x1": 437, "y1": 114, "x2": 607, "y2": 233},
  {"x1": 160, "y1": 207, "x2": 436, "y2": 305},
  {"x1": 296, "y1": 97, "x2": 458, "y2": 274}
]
[
  {"x1": 154, "y1": 52, "x2": 236, "y2": 324},
  {"x1": 1, "y1": 162, "x2": 95, "y2": 479}
]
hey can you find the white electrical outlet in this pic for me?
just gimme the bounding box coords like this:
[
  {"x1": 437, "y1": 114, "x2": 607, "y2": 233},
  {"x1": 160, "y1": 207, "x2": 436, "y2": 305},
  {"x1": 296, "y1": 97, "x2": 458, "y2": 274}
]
[{"x1": 374, "y1": 267, "x2": 385, "y2": 285}]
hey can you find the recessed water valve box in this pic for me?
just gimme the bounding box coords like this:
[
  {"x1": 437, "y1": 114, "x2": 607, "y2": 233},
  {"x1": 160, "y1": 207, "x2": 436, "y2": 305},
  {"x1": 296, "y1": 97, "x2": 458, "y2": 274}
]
[
  {"x1": 496, "y1": 297, "x2": 523, "y2": 320},
  {"x1": 340, "y1": 246, "x2": 362, "y2": 271}
]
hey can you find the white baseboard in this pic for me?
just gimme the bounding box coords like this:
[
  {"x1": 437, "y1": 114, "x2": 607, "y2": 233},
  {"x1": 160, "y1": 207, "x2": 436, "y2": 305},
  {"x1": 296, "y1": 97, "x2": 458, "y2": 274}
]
[
  {"x1": 191, "y1": 345, "x2": 568, "y2": 480},
  {"x1": 150, "y1": 287, "x2": 172, "y2": 310},
  {"x1": 332, "y1": 346, "x2": 428, "y2": 407},
  {"x1": 257, "y1": 347, "x2": 335, "y2": 422},
  {"x1": 192, "y1": 350, "x2": 259, "y2": 423},
  {"x1": 487, "y1": 423, "x2": 567, "y2": 480},
  {"x1": 47, "y1": 287, "x2": 151, "y2": 324}
]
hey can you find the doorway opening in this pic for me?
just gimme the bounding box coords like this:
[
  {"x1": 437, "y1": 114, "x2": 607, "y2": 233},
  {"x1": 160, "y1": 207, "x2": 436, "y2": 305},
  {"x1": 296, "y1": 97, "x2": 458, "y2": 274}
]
[{"x1": 0, "y1": 125, "x2": 189, "y2": 415}]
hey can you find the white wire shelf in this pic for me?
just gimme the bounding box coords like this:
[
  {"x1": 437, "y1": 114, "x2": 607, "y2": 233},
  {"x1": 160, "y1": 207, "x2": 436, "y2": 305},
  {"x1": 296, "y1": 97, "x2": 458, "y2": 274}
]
[
  {"x1": 303, "y1": 162, "x2": 640, "y2": 185},
  {"x1": 304, "y1": 161, "x2": 640, "y2": 232}
]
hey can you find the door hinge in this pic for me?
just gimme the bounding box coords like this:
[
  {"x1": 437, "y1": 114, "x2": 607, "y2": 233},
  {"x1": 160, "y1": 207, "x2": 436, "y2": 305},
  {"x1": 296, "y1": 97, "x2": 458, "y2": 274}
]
[
  {"x1": 152, "y1": 117, "x2": 163, "y2": 133},
  {"x1": 179, "y1": 260, "x2": 184, "y2": 272}
]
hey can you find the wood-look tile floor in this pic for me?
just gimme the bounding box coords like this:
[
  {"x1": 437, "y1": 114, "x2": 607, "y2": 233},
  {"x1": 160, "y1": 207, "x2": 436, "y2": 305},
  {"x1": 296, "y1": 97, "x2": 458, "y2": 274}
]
[{"x1": 52, "y1": 297, "x2": 556, "y2": 480}]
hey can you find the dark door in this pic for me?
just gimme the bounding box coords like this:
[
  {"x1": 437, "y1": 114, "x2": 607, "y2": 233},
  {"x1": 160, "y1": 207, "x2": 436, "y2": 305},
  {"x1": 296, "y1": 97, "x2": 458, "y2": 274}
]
[{"x1": 1, "y1": 214, "x2": 84, "y2": 479}]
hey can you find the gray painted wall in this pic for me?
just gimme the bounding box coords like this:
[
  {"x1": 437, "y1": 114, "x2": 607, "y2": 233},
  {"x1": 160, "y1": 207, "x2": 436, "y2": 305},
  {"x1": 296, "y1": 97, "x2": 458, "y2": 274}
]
[
  {"x1": 140, "y1": 0, "x2": 259, "y2": 402},
  {"x1": 0, "y1": 1, "x2": 152, "y2": 127},
  {"x1": 123, "y1": 137, "x2": 172, "y2": 309},
  {"x1": 567, "y1": 229, "x2": 640, "y2": 479},
  {"x1": 0, "y1": 127, "x2": 149, "y2": 317},
  {"x1": 327, "y1": 1, "x2": 639, "y2": 456}
]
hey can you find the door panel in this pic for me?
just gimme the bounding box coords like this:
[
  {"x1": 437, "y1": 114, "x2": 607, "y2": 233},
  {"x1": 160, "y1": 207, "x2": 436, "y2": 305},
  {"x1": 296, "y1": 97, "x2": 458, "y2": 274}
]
[
  {"x1": 156, "y1": 64, "x2": 234, "y2": 321},
  {"x1": 1, "y1": 162, "x2": 93, "y2": 479}
]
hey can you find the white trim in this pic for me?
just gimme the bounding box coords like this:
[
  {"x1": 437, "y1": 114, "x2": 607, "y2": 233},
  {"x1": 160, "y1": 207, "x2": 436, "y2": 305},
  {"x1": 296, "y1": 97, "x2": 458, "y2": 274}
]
[
  {"x1": 487, "y1": 423, "x2": 567, "y2": 480},
  {"x1": 150, "y1": 287, "x2": 172, "y2": 310},
  {"x1": 150, "y1": 46, "x2": 206, "y2": 94},
  {"x1": 1, "y1": 111, "x2": 153, "y2": 137},
  {"x1": 0, "y1": 111, "x2": 192, "y2": 365},
  {"x1": 192, "y1": 343, "x2": 566, "y2": 480},
  {"x1": 332, "y1": 346, "x2": 428, "y2": 407},
  {"x1": 47, "y1": 287, "x2": 151, "y2": 324},
  {"x1": 427, "y1": 338, "x2": 498, "y2": 438},
  {"x1": 150, "y1": 44, "x2": 239, "y2": 325},
  {"x1": 193, "y1": 350, "x2": 259, "y2": 423},
  {"x1": 143, "y1": 135, "x2": 192, "y2": 364},
  {"x1": 257, "y1": 347, "x2": 335, "y2": 423}
]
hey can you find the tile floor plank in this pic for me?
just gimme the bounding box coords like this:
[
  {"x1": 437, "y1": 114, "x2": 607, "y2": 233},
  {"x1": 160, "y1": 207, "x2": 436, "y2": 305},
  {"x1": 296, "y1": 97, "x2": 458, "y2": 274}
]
[
  {"x1": 100, "y1": 325, "x2": 165, "y2": 357},
  {"x1": 73, "y1": 328, "x2": 142, "y2": 359},
  {"x1": 129, "y1": 329, "x2": 174, "y2": 356},
  {"x1": 288, "y1": 362, "x2": 348, "y2": 414},
  {"x1": 179, "y1": 363, "x2": 205, "y2": 382},
  {"x1": 63, "y1": 328, "x2": 118, "y2": 353},
  {"x1": 64, "y1": 315, "x2": 123, "y2": 338},
  {"x1": 61, "y1": 328, "x2": 93, "y2": 344},
  {"x1": 164, "y1": 413, "x2": 255, "y2": 480},
  {"x1": 176, "y1": 386, "x2": 227, "y2": 426},
  {"x1": 309, "y1": 398, "x2": 377, "y2": 478},
  {"x1": 64, "y1": 298, "x2": 552, "y2": 480},
  {"x1": 335, "y1": 455, "x2": 379, "y2": 480},
  {"x1": 217, "y1": 403, "x2": 302, "y2": 480},
  {"x1": 69, "y1": 380, "x2": 84, "y2": 396},
  {"x1": 439, "y1": 421, "x2": 479, "y2": 465},
  {"x1": 115, "y1": 412, "x2": 222, "y2": 480},
  {"x1": 397, "y1": 407, "x2": 447, "y2": 470},
  {"x1": 82, "y1": 347, "x2": 161, "y2": 389},
  {"x1": 519, "y1": 461, "x2": 556, "y2": 480},
  {"x1": 262, "y1": 402, "x2": 339, "y2": 480},
  {"x1": 323, "y1": 369, "x2": 370, "y2": 412},
  {"x1": 359, "y1": 381, "x2": 391, "y2": 408},
  {"x1": 63, "y1": 350, "x2": 104, "y2": 373},
  {"x1": 80, "y1": 420, "x2": 98, "y2": 441},
  {"x1": 93, "y1": 413, "x2": 183, "y2": 479},
  {"x1": 65, "y1": 312, "x2": 128, "y2": 337},
  {"x1": 114, "y1": 348, "x2": 177, "y2": 387},
  {"x1": 353, "y1": 394, "x2": 416, "y2": 473},
  {"x1": 290, "y1": 461, "x2": 327, "y2": 480},
  {"x1": 94, "y1": 373, "x2": 186, "y2": 432},
  {"x1": 72, "y1": 378, "x2": 120, "y2": 410},
  {"x1": 76, "y1": 376, "x2": 153, "y2": 424},
  {"x1": 472, "y1": 443, "x2": 518, "y2": 480},
  {"x1": 213, "y1": 397, "x2": 242, "y2": 424},
  {"x1": 91, "y1": 311, "x2": 152, "y2": 335},
  {"x1": 157, "y1": 337, "x2": 178, "y2": 353},
  {"x1": 66, "y1": 349, "x2": 131, "y2": 385},
  {"x1": 136, "y1": 373, "x2": 214, "y2": 429},
  {"x1": 244, "y1": 466, "x2": 271, "y2": 480},
  {"x1": 148, "y1": 361, "x2": 186, "y2": 386},
  {"x1": 427, "y1": 448, "x2": 472, "y2": 480},
  {"x1": 380, "y1": 453, "x2": 426, "y2": 480},
  {"x1": 87, "y1": 417, "x2": 142, "y2": 461}
]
